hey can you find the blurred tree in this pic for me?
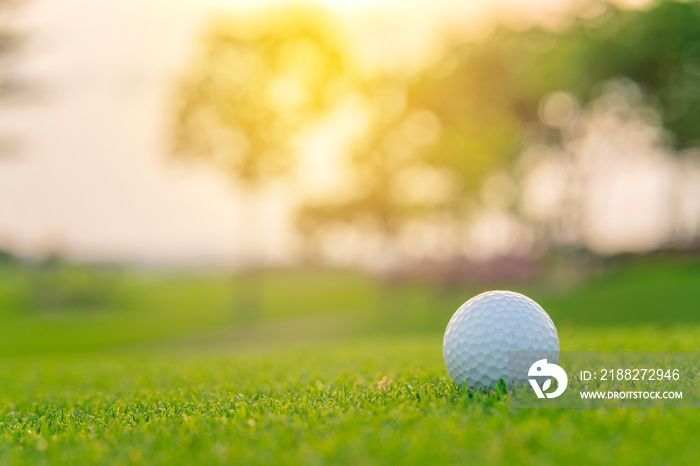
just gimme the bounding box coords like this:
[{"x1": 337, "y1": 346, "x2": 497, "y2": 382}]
[
  {"x1": 173, "y1": 0, "x2": 700, "y2": 265},
  {"x1": 502, "y1": 0, "x2": 700, "y2": 252},
  {"x1": 297, "y1": 76, "x2": 452, "y2": 249},
  {"x1": 297, "y1": 43, "x2": 523, "y2": 260},
  {"x1": 0, "y1": 0, "x2": 29, "y2": 158},
  {"x1": 0, "y1": 249, "x2": 15, "y2": 264},
  {"x1": 502, "y1": 0, "x2": 700, "y2": 148},
  {"x1": 169, "y1": 3, "x2": 356, "y2": 313},
  {"x1": 300, "y1": 0, "x2": 700, "y2": 261},
  {"x1": 170, "y1": 3, "x2": 352, "y2": 188}
]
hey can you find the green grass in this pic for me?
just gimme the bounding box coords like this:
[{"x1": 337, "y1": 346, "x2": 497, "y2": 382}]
[
  {"x1": 539, "y1": 258, "x2": 700, "y2": 326},
  {"x1": 1, "y1": 329, "x2": 699, "y2": 465},
  {"x1": 0, "y1": 258, "x2": 698, "y2": 464},
  {"x1": 1, "y1": 258, "x2": 698, "y2": 355}
]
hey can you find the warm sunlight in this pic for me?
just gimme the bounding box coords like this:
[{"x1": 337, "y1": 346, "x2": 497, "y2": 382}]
[
  {"x1": 314, "y1": 0, "x2": 398, "y2": 7},
  {"x1": 3, "y1": 0, "x2": 699, "y2": 265},
  {"x1": 2, "y1": 1, "x2": 699, "y2": 463}
]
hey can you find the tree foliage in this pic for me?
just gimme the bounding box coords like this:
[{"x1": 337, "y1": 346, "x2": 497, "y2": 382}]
[
  {"x1": 171, "y1": 0, "x2": 700, "y2": 257},
  {"x1": 500, "y1": 0, "x2": 700, "y2": 148},
  {"x1": 0, "y1": 0, "x2": 28, "y2": 157},
  {"x1": 298, "y1": 0, "x2": 700, "y2": 248},
  {"x1": 171, "y1": 3, "x2": 352, "y2": 187}
]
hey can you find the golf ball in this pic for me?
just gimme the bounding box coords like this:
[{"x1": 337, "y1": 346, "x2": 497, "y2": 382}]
[{"x1": 443, "y1": 290, "x2": 559, "y2": 389}]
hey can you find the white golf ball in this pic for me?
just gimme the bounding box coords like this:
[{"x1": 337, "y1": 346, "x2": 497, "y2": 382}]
[{"x1": 443, "y1": 290, "x2": 559, "y2": 389}]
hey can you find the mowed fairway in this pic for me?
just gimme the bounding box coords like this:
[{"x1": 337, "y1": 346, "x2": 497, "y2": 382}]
[{"x1": 0, "y1": 258, "x2": 698, "y2": 465}]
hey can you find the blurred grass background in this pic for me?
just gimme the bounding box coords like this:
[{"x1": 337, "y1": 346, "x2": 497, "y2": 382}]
[{"x1": 0, "y1": 254, "x2": 696, "y2": 357}]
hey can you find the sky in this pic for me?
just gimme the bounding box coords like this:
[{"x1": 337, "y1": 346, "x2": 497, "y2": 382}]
[{"x1": 1, "y1": 1, "x2": 246, "y2": 263}]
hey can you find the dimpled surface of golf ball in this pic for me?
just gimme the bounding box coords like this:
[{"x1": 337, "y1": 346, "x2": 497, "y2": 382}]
[{"x1": 443, "y1": 290, "x2": 559, "y2": 389}]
